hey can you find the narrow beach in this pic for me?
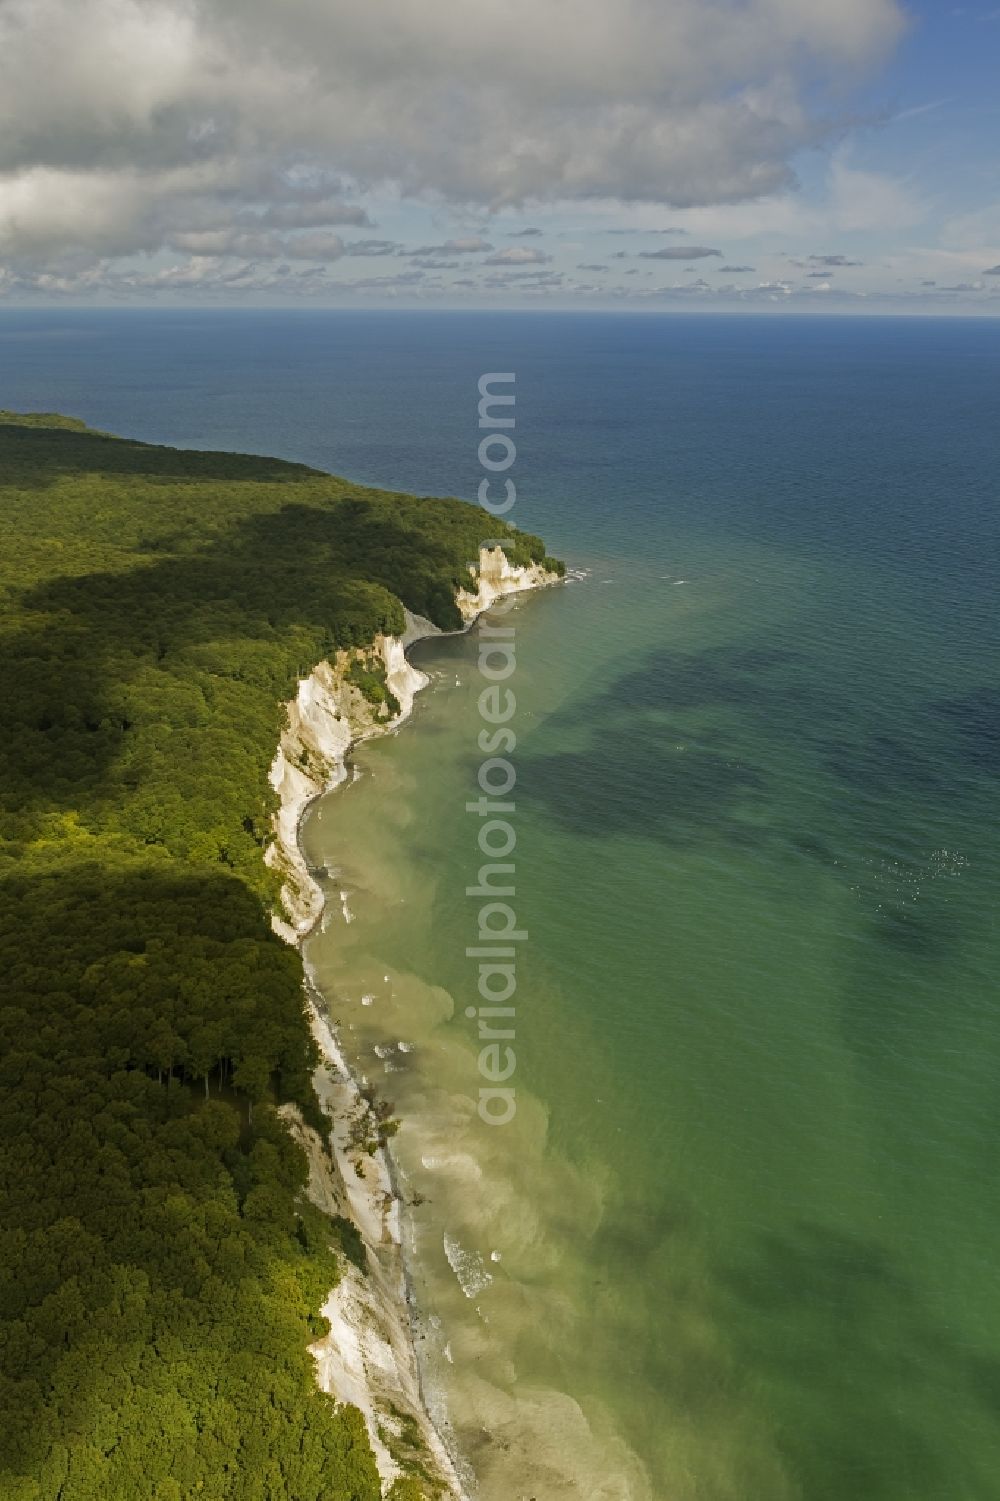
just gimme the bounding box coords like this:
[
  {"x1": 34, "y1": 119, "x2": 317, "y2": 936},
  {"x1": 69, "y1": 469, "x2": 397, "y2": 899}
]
[{"x1": 269, "y1": 550, "x2": 561, "y2": 1496}]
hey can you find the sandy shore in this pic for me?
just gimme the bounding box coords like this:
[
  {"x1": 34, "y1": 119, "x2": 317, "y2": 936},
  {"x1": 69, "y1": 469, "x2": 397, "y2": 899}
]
[
  {"x1": 281, "y1": 983, "x2": 470, "y2": 1498},
  {"x1": 268, "y1": 548, "x2": 560, "y2": 1497}
]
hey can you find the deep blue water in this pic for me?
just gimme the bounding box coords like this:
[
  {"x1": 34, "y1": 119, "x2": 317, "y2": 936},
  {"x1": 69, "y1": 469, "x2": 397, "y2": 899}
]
[
  {"x1": 2, "y1": 308, "x2": 997, "y2": 574},
  {"x1": 2, "y1": 310, "x2": 997, "y2": 614}
]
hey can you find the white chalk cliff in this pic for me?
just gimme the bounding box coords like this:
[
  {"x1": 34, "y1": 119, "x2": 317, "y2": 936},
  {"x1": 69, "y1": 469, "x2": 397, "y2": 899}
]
[
  {"x1": 266, "y1": 548, "x2": 558, "y2": 943},
  {"x1": 264, "y1": 546, "x2": 559, "y2": 1497},
  {"x1": 456, "y1": 543, "x2": 556, "y2": 620},
  {"x1": 265, "y1": 631, "x2": 429, "y2": 944}
]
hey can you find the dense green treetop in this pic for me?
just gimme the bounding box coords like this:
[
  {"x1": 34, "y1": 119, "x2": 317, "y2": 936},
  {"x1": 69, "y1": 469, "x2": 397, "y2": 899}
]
[{"x1": 0, "y1": 414, "x2": 558, "y2": 1499}]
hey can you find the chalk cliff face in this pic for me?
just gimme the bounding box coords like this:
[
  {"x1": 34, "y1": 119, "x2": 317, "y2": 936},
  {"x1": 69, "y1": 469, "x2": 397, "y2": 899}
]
[
  {"x1": 456, "y1": 544, "x2": 556, "y2": 619},
  {"x1": 264, "y1": 545, "x2": 560, "y2": 1494},
  {"x1": 265, "y1": 630, "x2": 429, "y2": 943},
  {"x1": 266, "y1": 549, "x2": 558, "y2": 943}
]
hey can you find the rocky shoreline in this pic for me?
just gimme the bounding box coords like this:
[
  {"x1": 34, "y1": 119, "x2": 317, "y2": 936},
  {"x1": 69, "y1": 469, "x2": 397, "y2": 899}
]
[{"x1": 267, "y1": 548, "x2": 560, "y2": 1496}]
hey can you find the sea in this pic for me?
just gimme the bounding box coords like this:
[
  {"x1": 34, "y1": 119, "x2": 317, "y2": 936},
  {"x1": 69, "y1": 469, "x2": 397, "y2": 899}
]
[{"x1": 3, "y1": 308, "x2": 1000, "y2": 1499}]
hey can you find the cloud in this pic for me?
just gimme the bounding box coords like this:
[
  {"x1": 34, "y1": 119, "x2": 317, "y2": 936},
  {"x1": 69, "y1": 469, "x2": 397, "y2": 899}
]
[
  {"x1": 507, "y1": 226, "x2": 542, "y2": 236},
  {"x1": 343, "y1": 238, "x2": 400, "y2": 256},
  {"x1": 985, "y1": 264, "x2": 1000, "y2": 275},
  {"x1": 165, "y1": 224, "x2": 401, "y2": 261},
  {"x1": 249, "y1": 197, "x2": 372, "y2": 229},
  {"x1": 661, "y1": 154, "x2": 925, "y2": 244},
  {"x1": 0, "y1": 0, "x2": 904, "y2": 271},
  {"x1": 401, "y1": 236, "x2": 494, "y2": 256},
  {"x1": 639, "y1": 245, "x2": 721, "y2": 259},
  {"x1": 808, "y1": 253, "x2": 862, "y2": 266},
  {"x1": 577, "y1": 262, "x2": 609, "y2": 270},
  {"x1": 941, "y1": 202, "x2": 1000, "y2": 250},
  {"x1": 718, "y1": 264, "x2": 754, "y2": 272},
  {"x1": 0, "y1": 254, "x2": 337, "y2": 299},
  {"x1": 482, "y1": 269, "x2": 565, "y2": 289},
  {"x1": 340, "y1": 269, "x2": 427, "y2": 292},
  {"x1": 605, "y1": 226, "x2": 687, "y2": 234},
  {"x1": 170, "y1": 228, "x2": 349, "y2": 259},
  {"x1": 650, "y1": 276, "x2": 713, "y2": 295},
  {"x1": 484, "y1": 245, "x2": 550, "y2": 265}
]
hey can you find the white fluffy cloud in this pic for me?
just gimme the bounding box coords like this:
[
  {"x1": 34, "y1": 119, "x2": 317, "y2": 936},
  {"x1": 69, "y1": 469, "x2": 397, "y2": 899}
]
[{"x1": 0, "y1": 0, "x2": 904, "y2": 271}]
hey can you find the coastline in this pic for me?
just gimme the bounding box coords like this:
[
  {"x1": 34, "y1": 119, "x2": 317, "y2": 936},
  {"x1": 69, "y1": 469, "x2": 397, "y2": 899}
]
[{"x1": 268, "y1": 547, "x2": 561, "y2": 1497}]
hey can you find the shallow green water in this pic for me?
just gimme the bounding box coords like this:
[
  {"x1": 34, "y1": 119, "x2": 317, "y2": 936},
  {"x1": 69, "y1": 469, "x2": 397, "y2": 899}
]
[{"x1": 303, "y1": 527, "x2": 1000, "y2": 1498}]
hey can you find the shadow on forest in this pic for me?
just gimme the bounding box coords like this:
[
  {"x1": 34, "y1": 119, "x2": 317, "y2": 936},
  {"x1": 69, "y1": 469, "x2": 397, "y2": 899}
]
[
  {"x1": 0, "y1": 859, "x2": 349, "y2": 1482},
  {"x1": 0, "y1": 496, "x2": 479, "y2": 822},
  {"x1": 0, "y1": 423, "x2": 531, "y2": 1492},
  {"x1": 0, "y1": 422, "x2": 316, "y2": 489}
]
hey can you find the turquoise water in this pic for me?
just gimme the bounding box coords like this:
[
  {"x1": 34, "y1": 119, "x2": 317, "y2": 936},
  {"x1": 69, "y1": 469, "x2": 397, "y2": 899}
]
[{"x1": 4, "y1": 312, "x2": 1000, "y2": 1496}]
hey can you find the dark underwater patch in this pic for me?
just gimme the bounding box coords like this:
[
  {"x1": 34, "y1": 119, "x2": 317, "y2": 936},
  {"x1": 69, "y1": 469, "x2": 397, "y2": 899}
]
[{"x1": 933, "y1": 687, "x2": 1000, "y2": 775}]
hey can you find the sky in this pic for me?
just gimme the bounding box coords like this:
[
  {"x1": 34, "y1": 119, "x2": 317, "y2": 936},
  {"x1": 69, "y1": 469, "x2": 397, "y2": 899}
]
[{"x1": 1, "y1": 0, "x2": 999, "y2": 313}]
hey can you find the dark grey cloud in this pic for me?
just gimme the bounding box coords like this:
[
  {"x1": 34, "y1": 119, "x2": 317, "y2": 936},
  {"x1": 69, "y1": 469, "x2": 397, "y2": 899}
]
[
  {"x1": 343, "y1": 269, "x2": 427, "y2": 291},
  {"x1": 481, "y1": 267, "x2": 566, "y2": 293},
  {"x1": 250, "y1": 197, "x2": 372, "y2": 229},
  {"x1": 640, "y1": 245, "x2": 721, "y2": 260},
  {"x1": 483, "y1": 267, "x2": 562, "y2": 281},
  {"x1": 578, "y1": 262, "x2": 609, "y2": 271},
  {"x1": 507, "y1": 227, "x2": 543, "y2": 237},
  {"x1": 605, "y1": 226, "x2": 687, "y2": 235},
  {"x1": 718, "y1": 264, "x2": 754, "y2": 272},
  {"x1": 343, "y1": 238, "x2": 400, "y2": 256},
  {"x1": 984, "y1": 265, "x2": 1000, "y2": 276},
  {"x1": 808, "y1": 253, "x2": 863, "y2": 266},
  {"x1": 401, "y1": 236, "x2": 493, "y2": 256}
]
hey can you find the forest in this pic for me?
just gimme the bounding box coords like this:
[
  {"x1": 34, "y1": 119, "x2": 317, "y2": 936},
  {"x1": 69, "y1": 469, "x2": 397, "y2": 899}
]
[{"x1": 0, "y1": 412, "x2": 560, "y2": 1499}]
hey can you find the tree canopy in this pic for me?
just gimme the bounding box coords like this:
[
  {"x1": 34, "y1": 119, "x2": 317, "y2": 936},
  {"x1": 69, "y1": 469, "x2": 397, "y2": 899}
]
[{"x1": 0, "y1": 413, "x2": 555, "y2": 1499}]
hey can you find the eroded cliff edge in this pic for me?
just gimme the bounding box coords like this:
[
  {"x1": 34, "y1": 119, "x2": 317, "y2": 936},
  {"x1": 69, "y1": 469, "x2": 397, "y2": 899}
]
[{"x1": 267, "y1": 546, "x2": 560, "y2": 1497}]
